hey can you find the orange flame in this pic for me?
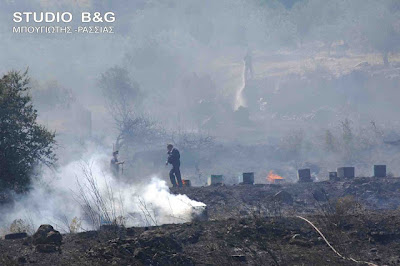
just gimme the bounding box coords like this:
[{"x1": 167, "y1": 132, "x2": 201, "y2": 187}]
[
  {"x1": 267, "y1": 170, "x2": 284, "y2": 183},
  {"x1": 182, "y1": 179, "x2": 191, "y2": 186}
]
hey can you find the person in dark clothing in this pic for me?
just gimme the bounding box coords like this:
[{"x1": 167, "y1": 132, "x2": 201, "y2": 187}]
[
  {"x1": 166, "y1": 144, "x2": 183, "y2": 187},
  {"x1": 110, "y1": 150, "x2": 124, "y2": 178}
]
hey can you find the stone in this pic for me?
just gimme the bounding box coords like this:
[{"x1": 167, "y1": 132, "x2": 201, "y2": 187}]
[
  {"x1": 298, "y1": 168, "x2": 311, "y2": 178},
  {"x1": 208, "y1": 175, "x2": 223, "y2": 185},
  {"x1": 182, "y1": 179, "x2": 192, "y2": 187},
  {"x1": 5, "y1": 232, "x2": 27, "y2": 240},
  {"x1": 298, "y1": 169, "x2": 312, "y2": 182},
  {"x1": 242, "y1": 172, "x2": 254, "y2": 185},
  {"x1": 374, "y1": 165, "x2": 386, "y2": 177},
  {"x1": 32, "y1": 224, "x2": 62, "y2": 246},
  {"x1": 337, "y1": 167, "x2": 355, "y2": 178},
  {"x1": 46, "y1": 231, "x2": 62, "y2": 244}
]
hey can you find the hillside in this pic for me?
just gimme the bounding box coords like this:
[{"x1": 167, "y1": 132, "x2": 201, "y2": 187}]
[{"x1": 1, "y1": 177, "x2": 400, "y2": 265}]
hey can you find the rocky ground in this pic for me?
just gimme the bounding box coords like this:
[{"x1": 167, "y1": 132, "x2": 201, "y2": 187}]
[{"x1": 1, "y1": 177, "x2": 400, "y2": 265}]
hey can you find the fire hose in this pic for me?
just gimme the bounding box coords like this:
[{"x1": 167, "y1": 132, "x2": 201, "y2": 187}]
[{"x1": 296, "y1": 216, "x2": 378, "y2": 266}]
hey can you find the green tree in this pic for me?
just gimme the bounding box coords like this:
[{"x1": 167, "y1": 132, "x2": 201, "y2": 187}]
[{"x1": 0, "y1": 70, "x2": 56, "y2": 192}]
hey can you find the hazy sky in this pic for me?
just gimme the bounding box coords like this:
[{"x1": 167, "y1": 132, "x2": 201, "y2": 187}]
[{"x1": 1, "y1": 0, "x2": 399, "y2": 135}]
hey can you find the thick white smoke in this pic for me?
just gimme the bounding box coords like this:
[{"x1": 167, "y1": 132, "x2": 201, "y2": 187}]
[{"x1": 0, "y1": 147, "x2": 206, "y2": 234}]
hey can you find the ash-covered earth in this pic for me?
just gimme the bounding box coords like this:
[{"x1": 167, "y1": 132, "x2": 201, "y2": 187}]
[{"x1": 1, "y1": 177, "x2": 400, "y2": 265}]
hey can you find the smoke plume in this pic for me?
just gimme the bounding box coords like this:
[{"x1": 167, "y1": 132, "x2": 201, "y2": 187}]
[{"x1": 0, "y1": 145, "x2": 205, "y2": 234}]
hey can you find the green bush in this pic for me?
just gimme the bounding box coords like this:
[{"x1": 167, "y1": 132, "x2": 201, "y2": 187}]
[{"x1": 0, "y1": 70, "x2": 56, "y2": 192}]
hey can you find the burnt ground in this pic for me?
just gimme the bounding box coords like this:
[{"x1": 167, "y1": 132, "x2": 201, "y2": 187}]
[{"x1": 1, "y1": 177, "x2": 400, "y2": 265}]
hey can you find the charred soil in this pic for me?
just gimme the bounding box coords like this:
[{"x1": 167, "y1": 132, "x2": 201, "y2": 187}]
[{"x1": 2, "y1": 177, "x2": 400, "y2": 265}]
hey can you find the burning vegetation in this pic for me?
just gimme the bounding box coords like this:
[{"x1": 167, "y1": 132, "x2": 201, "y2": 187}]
[{"x1": 267, "y1": 170, "x2": 284, "y2": 183}]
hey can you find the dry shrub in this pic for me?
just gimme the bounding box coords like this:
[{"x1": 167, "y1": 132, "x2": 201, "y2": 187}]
[
  {"x1": 9, "y1": 219, "x2": 33, "y2": 235},
  {"x1": 316, "y1": 195, "x2": 365, "y2": 229},
  {"x1": 335, "y1": 196, "x2": 362, "y2": 216},
  {"x1": 75, "y1": 162, "x2": 126, "y2": 229},
  {"x1": 69, "y1": 217, "x2": 82, "y2": 234}
]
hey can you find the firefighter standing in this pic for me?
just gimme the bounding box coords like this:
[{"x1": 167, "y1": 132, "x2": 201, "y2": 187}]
[
  {"x1": 166, "y1": 144, "x2": 183, "y2": 187},
  {"x1": 110, "y1": 150, "x2": 124, "y2": 178}
]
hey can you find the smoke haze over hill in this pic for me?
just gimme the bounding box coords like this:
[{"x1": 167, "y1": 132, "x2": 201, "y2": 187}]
[{"x1": 1, "y1": 0, "x2": 400, "y2": 232}]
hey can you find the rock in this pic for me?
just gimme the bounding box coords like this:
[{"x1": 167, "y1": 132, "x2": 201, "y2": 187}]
[
  {"x1": 47, "y1": 231, "x2": 62, "y2": 244},
  {"x1": 298, "y1": 169, "x2": 313, "y2": 183},
  {"x1": 337, "y1": 167, "x2": 355, "y2": 178},
  {"x1": 32, "y1": 225, "x2": 53, "y2": 244},
  {"x1": 5, "y1": 232, "x2": 28, "y2": 240},
  {"x1": 32, "y1": 224, "x2": 62, "y2": 246},
  {"x1": 273, "y1": 190, "x2": 293, "y2": 205}
]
